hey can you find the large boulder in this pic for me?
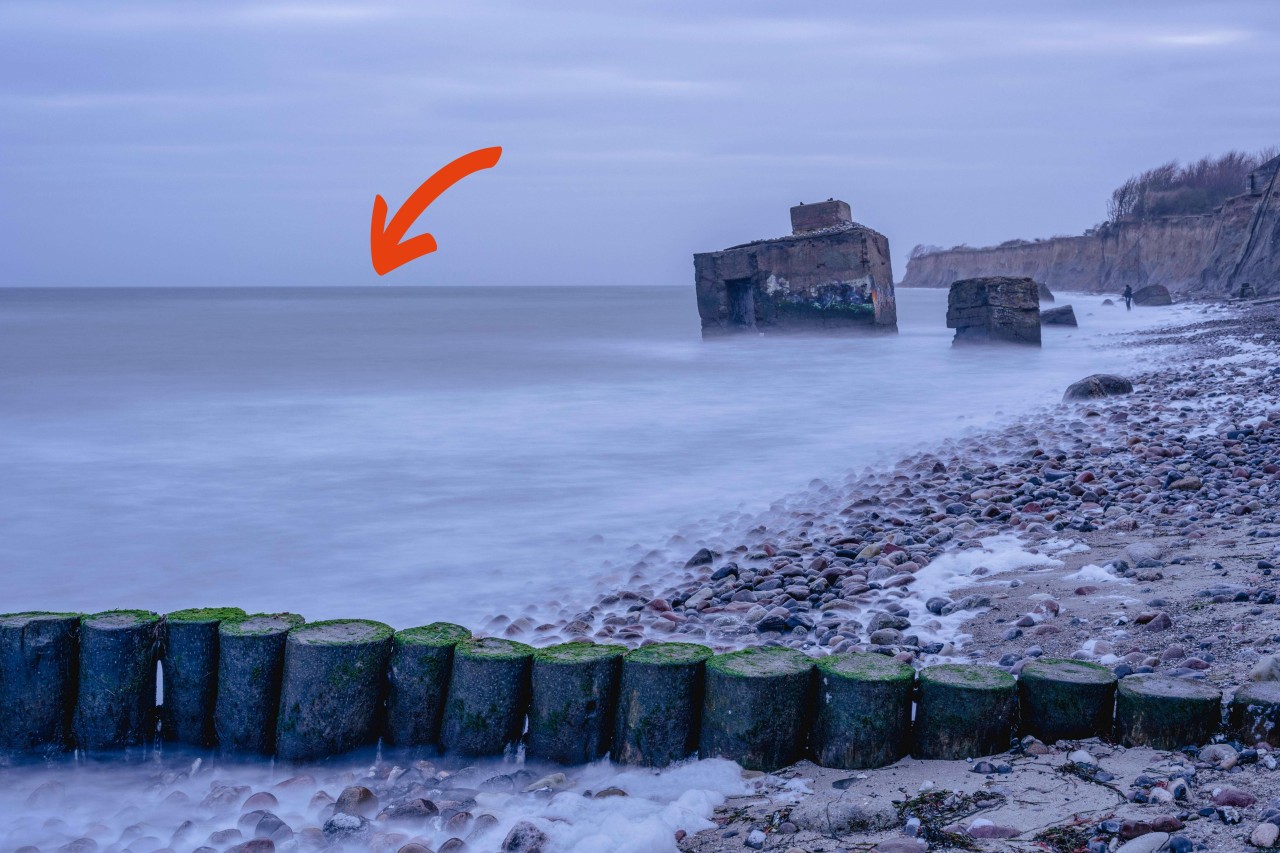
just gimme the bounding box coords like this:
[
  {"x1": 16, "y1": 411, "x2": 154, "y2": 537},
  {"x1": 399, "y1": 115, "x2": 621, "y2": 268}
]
[
  {"x1": 946, "y1": 277, "x2": 1041, "y2": 346},
  {"x1": 1064, "y1": 374, "x2": 1134, "y2": 401},
  {"x1": 1041, "y1": 305, "x2": 1077, "y2": 326},
  {"x1": 1132, "y1": 284, "x2": 1172, "y2": 306},
  {"x1": 1038, "y1": 282, "x2": 1055, "y2": 302}
]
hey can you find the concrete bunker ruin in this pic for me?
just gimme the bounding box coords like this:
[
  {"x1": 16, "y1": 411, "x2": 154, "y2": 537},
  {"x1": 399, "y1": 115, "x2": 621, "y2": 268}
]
[{"x1": 693, "y1": 200, "x2": 898, "y2": 337}]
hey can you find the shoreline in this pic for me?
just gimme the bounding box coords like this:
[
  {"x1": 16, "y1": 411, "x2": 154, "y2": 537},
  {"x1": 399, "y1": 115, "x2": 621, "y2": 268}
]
[
  {"x1": 676, "y1": 300, "x2": 1280, "y2": 853},
  {"x1": 507, "y1": 298, "x2": 1274, "y2": 679}
]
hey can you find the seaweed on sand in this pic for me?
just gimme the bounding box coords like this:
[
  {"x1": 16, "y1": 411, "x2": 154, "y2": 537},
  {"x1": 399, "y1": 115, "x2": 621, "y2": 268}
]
[{"x1": 896, "y1": 789, "x2": 1007, "y2": 850}]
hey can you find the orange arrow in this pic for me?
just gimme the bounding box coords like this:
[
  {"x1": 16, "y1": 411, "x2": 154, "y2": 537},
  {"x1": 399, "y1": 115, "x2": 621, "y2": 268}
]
[{"x1": 370, "y1": 146, "x2": 503, "y2": 275}]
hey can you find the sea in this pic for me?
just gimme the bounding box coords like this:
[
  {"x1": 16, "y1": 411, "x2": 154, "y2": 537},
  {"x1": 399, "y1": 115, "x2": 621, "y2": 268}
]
[{"x1": 0, "y1": 286, "x2": 1191, "y2": 629}]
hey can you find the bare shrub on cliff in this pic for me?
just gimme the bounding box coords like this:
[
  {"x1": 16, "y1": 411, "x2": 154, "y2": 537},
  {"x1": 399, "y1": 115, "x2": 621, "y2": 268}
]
[
  {"x1": 909, "y1": 244, "x2": 943, "y2": 259},
  {"x1": 1108, "y1": 148, "x2": 1277, "y2": 222}
]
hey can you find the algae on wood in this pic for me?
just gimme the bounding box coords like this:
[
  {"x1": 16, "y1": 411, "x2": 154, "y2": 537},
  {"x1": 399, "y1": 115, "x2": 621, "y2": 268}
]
[
  {"x1": 214, "y1": 613, "x2": 304, "y2": 755},
  {"x1": 74, "y1": 610, "x2": 164, "y2": 751},
  {"x1": 913, "y1": 664, "x2": 1015, "y2": 760},
  {"x1": 385, "y1": 622, "x2": 470, "y2": 749},
  {"x1": 439, "y1": 637, "x2": 533, "y2": 757},
  {"x1": 1115, "y1": 674, "x2": 1221, "y2": 749},
  {"x1": 699, "y1": 646, "x2": 814, "y2": 772},
  {"x1": 1018, "y1": 658, "x2": 1116, "y2": 743},
  {"x1": 812, "y1": 652, "x2": 914, "y2": 769},
  {"x1": 275, "y1": 619, "x2": 394, "y2": 762},
  {"x1": 526, "y1": 641, "x2": 626, "y2": 765},
  {"x1": 0, "y1": 612, "x2": 80, "y2": 755},
  {"x1": 161, "y1": 607, "x2": 245, "y2": 747},
  {"x1": 613, "y1": 642, "x2": 713, "y2": 767}
]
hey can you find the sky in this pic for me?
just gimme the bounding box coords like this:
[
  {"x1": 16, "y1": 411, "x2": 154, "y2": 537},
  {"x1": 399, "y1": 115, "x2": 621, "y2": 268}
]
[{"x1": 1, "y1": 1, "x2": 1278, "y2": 288}]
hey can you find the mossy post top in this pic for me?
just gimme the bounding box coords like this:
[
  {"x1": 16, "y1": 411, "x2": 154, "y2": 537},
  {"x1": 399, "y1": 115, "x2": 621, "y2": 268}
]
[
  {"x1": 626, "y1": 642, "x2": 714, "y2": 667},
  {"x1": 456, "y1": 636, "x2": 534, "y2": 661},
  {"x1": 166, "y1": 607, "x2": 247, "y2": 624},
  {"x1": 395, "y1": 623, "x2": 470, "y2": 647},
  {"x1": 221, "y1": 612, "x2": 305, "y2": 636},
  {"x1": 83, "y1": 610, "x2": 162, "y2": 630},
  {"x1": 1118, "y1": 673, "x2": 1221, "y2": 700},
  {"x1": 1235, "y1": 682, "x2": 1280, "y2": 705},
  {"x1": 1020, "y1": 658, "x2": 1116, "y2": 685},
  {"x1": 817, "y1": 652, "x2": 914, "y2": 682},
  {"x1": 707, "y1": 646, "x2": 812, "y2": 678},
  {"x1": 0, "y1": 612, "x2": 81, "y2": 628},
  {"x1": 920, "y1": 663, "x2": 1015, "y2": 689},
  {"x1": 288, "y1": 619, "x2": 393, "y2": 646},
  {"x1": 534, "y1": 641, "x2": 627, "y2": 665}
]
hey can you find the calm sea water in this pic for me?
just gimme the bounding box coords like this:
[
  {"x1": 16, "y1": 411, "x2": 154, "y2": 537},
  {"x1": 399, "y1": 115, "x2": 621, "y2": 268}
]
[{"x1": 0, "y1": 286, "x2": 1187, "y2": 627}]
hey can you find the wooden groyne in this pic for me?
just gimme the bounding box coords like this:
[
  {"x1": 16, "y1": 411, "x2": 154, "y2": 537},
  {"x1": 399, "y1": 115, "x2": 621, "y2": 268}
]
[{"x1": 1, "y1": 609, "x2": 1274, "y2": 769}]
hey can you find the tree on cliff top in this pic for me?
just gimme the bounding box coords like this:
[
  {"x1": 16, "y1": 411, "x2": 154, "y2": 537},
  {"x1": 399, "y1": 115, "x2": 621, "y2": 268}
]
[{"x1": 1107, "y1": 147, "x2": 1278, "y2": 222}]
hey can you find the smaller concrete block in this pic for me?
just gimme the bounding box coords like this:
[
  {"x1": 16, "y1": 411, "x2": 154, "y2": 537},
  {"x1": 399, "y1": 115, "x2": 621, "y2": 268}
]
[{"x1": 790, "y1": 200, "x2": 852, "y2": 234}]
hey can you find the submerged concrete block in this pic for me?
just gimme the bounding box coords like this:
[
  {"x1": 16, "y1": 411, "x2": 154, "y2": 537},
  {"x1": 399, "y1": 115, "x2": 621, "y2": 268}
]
[
  {"x1": 694, "y1": 201, "x2": 897, "y2": 336},
  {"x1": 946, "y1": 277, "x2": 1041, "y2": 346}
]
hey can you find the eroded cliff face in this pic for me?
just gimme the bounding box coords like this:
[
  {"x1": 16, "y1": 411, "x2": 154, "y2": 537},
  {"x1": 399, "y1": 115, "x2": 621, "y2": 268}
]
[{"x1": 902, "y1": 169, "x2": 1280, "y2": 297}]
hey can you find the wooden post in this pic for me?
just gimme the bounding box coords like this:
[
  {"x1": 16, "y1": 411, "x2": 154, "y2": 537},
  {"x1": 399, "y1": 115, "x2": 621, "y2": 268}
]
[
  {"x1": 527, "y1": 642, "x2": 626, "y2": 764},
  {"x1": 1115, "y1": 674, "x2": 1221, "y2": 750},
  {"x1": 1230, "y1": 682, "x2": 1280, "y2": 746},
  {"x1": 1018, "y1": 658, "x2": 1117, "y2": 743},
  {"x1": 812, "y1": 653, "x2": 914, "y2": 769},
  {"x1": 275, "y1": 620, "x2": 394, "y2": 762},
  {"x1": 613, "y1": 642, "x2": 713, "y2": 767},
  {"x1": 0, "y1": 612, "x2": 80, "y2": 755},
  {"x1": 384, "y1": 622, "x2": 470, "y2": 750},
  {"x1": 439, "y1": 637, "x2": 533, "y2": 757},
  {"x1": 74, "y1": 610, "x2": 163, "y2": 751},
  {"x1": 700, "y1": 647, "x2": 813, "y2": 772},
  {"x1": 913, "y1": 664, "x2": 1016, "y2": 760},
  {"x1": 214, "y1": 613, "x2": 304, "y2": 755},
  {"x1": 161, "y1": 607, "x2": 244, "y2": 747}
]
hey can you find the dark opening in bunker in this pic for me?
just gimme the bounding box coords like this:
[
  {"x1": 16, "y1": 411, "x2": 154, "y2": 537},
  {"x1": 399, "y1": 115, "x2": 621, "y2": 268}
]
[{"x1": 725, "y1": 278, "x2": 755, "y2": 328}]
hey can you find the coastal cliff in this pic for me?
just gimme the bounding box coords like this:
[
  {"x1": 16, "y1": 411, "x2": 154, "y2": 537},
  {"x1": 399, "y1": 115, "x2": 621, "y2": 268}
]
[{"x1": 902, "y1": 156, "x2": 1280, "y2": 296}]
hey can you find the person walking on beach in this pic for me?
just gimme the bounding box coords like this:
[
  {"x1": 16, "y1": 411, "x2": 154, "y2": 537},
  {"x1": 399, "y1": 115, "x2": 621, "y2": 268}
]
[{"x1": 1123, "y1": 285, "x2": 1133, "y2": 310}]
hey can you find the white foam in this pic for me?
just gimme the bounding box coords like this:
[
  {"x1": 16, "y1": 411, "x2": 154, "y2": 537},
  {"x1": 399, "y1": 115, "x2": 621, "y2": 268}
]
[
  {"x1": 1039, "y1": 538, "x2": 1090, "y2": 554},
  {"x1": 1064, "y1": 563, "x2": 1131, "y2": 584},
  {"x1": 893, "y1": 533, "x2": 1063, "y2": 649},
  {"x1": 0, "y1": 753, "x2": 752, "y2": 853}
]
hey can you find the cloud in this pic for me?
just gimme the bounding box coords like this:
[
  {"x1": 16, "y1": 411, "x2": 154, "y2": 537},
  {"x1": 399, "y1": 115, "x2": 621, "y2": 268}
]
[{"x1": 0, "y1": 0, "x2": 1277, "y2": 287}]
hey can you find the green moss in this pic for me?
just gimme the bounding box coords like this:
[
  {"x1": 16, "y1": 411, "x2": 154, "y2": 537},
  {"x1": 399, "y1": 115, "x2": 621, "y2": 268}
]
[
  {"x1": 534, "y1": 641, "x2": 627, "y2": 664},
  {"x1": 1020, "y1": 658, "x2": 1115, "y2": 685},
  {"x1": 221, "y1": 612, "x2": 306, "y2": 636},
  {"x1": 920, "y1": 663, "x2": 1014, "y2": 690},
  {"x1": 86, "y1": 609, "x2": 161, "y2": 627},
  {"x1": 626, "y1": 642, "x2": 714, "y2": 666},
  {"x1": 818, "y1": 652, "x2": 914, "y2": 682},
  {"x1": 0, "y1": 611, "x2": 81, "y2": 627},
  {"x1": 456, "y1": 637, "x2": 533, "y2": 661},
  {"x1": 706, "y1": 646, "x2": 812, "y2": 678},
  {"x1": 166, "y1": 607, "x2": 247, "y2": 624},
  {"x1": 396, "y1": 622, "x2": 471, "y2": 647},
  {"x1": 328, "y1": 657, "x2": 365, "y2": 691},
  {"x1": 291, "y1": 619, "x2": 394, "y2": 645}
]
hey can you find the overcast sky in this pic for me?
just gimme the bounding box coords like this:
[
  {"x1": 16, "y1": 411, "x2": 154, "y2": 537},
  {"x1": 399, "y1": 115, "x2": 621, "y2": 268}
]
[{"x1": 2, "y1": 1, "x2": 1277, "y2": 287}]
